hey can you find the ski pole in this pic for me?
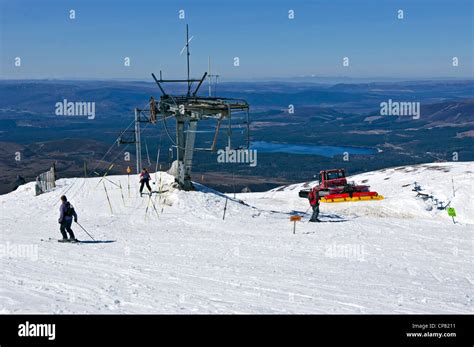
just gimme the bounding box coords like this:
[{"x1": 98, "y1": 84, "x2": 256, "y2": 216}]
[
  {"x1": 222, "y1": 197, "x2": 228, "y2": 220},
  {"x1": 75, "y1": 222, "x2": 96, "y2": 241}
]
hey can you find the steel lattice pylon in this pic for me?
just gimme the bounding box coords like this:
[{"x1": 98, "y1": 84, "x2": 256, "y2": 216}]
[{"x1": 120, "y1": 25, "x2": 250, "y2": 191}]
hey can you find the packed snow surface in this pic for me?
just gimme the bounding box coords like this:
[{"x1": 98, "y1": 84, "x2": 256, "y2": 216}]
[{"x1": 0, "y1": 162, "x2": 472, "y2": 313}]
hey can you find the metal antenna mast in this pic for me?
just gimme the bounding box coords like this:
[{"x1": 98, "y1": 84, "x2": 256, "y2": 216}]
[{"x1": 186, "y1": 24, "x2": 191, "y2": 96}]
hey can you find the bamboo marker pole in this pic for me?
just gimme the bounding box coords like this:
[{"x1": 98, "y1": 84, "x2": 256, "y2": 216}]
[
  {"x1": 119, "y1": 182, "x2": 126, "y2": 206},
  {"x1": 103, "y1": 181, "x2": 113, "y2": 214},
  {"x1": 126, "y1": 166, "x2": 132, "y2": 198}
]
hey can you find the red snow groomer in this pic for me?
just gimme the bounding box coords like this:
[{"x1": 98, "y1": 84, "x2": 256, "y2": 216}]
[{"x1": 299, "y1": 169, "x2": 384, "y2": 203}]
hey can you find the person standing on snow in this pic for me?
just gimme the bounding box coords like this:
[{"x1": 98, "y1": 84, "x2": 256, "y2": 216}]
[
  {"x1": 139, "y1": 168, "x2": 152, "y2": 196},
  {"x1": 308, "y1": 188, "x2": 321, "y2": 222},
  {"x1": 13, "y1": 175, "x2": 26, "y2": 191},
  {"x1": 58, "y1": 195, "x2": 78, "y2": 242}
]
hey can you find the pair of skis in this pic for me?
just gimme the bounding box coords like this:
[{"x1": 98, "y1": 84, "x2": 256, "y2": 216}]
[{"x1": 40, "y1": 237, "x2": 82, "y2": 244}]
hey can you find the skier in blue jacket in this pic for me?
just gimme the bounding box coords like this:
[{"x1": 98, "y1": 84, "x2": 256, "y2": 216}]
[{"x1": 58, "y1": 195, "x2": 78, "y2": 242}]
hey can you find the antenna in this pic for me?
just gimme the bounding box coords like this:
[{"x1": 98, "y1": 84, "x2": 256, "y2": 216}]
[
  {"x1": 208, "y1": 56, "x2": 212, "y2": 97},
  {"x1": 179, "y1": 25, "x2": 194, "y2": 96},
  {"x1": 186, "y1": 24, "x2": 191, "y2": 95}
]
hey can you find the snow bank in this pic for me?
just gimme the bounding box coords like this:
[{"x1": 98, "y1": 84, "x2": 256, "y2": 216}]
[
  {"x1": 256, "y1": 162, "x2": 473, "y2": 224},
  {"x1": 0, "y1": 163, "x2": 472, "y2": 314}
]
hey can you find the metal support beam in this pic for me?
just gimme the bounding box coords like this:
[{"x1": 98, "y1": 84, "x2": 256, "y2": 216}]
[
  {"x1": 134, "y1": 108, "x2": 142, "y2": 173},
  {"x1": 151, "y1": 73, "x2": 167, "y2": 96},
  {"x1": 192, "y1": 72, "x2": 208, "y2": 96},
  {"x1": 182, "y1": 119, "x2": 198, "y2": 190},
  {"x1": 176, "y1": 118, "x2": 185, "y2": 162}
]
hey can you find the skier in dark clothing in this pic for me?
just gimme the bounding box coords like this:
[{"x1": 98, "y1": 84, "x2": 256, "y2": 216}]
[
  {"x1": 13, "y1": 175, "x2": 26, "y2": 191},
  {"x1": 58, "y1": 195, "x2": 78, "y2": 242},
  {"x1": 308, "y1": 188, "x2": 321, "y2": 222},
  {"x1": 139, "y1": 168, "x2": 152, "y2": 196}
]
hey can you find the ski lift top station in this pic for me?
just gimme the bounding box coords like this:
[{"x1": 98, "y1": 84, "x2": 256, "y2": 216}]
[{"x1": 120, "y1": 25, "x2": 250, "y2": 191}]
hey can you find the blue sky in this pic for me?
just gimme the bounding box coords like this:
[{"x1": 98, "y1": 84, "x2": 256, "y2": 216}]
[{"x1": 1, "y1": 0, "x2": 472, "y2": 80}]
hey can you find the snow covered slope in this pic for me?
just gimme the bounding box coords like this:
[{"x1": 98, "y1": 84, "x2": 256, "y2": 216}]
[
  {"x1": 0, "y1": 162, "x2": 472, "y2": 313},
  {"x1": 252, "y1": 162, "x2": 474, "y2": 224}
]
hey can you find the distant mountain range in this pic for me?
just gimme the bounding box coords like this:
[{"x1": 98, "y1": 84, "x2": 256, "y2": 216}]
[{"x1": 0, "y1": 79, "x2": 472, "y2": 194}]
